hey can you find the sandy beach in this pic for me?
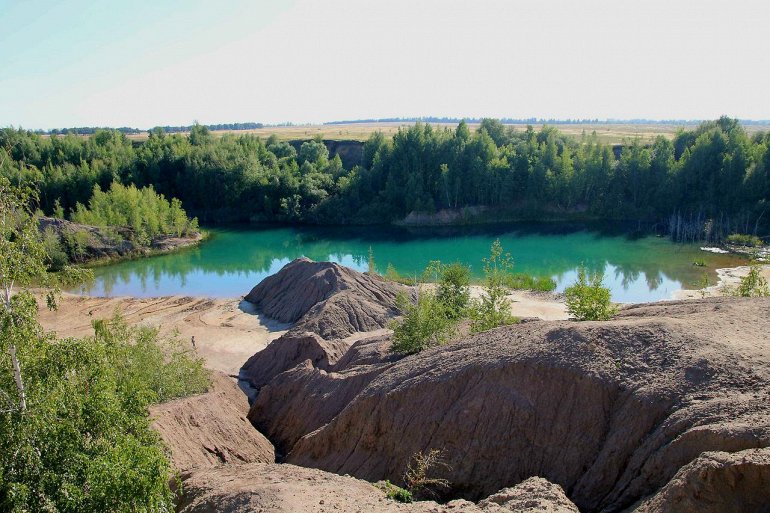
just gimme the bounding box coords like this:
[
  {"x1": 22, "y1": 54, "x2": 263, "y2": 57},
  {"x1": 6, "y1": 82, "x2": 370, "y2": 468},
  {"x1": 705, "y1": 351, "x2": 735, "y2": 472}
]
[
  {"x1": 38, "y1": 293, "x2": 289, "y2": 375},
  {"x1": 38, "y1": 287, "x2": 569, "y2": 373}
]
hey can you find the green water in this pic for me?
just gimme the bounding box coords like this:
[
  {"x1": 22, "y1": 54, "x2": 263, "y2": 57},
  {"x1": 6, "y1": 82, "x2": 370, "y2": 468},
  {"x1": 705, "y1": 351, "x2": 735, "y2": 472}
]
[{"x1": 75, "y1": 223, "x2": 744, "y2": 303}]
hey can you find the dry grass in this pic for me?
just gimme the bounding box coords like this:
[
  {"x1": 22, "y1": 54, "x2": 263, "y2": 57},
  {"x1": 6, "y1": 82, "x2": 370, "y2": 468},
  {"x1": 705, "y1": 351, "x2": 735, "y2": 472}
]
[{"x1": 115, "y1": 121, "x2": 770, "y2": 144}]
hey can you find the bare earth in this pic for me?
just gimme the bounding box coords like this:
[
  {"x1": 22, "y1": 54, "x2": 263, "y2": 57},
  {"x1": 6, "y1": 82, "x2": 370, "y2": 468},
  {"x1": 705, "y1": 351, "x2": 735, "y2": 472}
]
[
  {"x1": 38, "y1": 293, "x2": 289, "y2": 375},
  {"x1": 38, "y1": 286, "x2": 567, "y2": 376}
]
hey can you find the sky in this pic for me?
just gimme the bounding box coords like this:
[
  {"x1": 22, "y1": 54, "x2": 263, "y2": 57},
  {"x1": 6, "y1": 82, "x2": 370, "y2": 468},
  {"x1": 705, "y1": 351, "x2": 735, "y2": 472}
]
[{"x1": 1, "y1": 0, "x2": 769, "y2": 129}]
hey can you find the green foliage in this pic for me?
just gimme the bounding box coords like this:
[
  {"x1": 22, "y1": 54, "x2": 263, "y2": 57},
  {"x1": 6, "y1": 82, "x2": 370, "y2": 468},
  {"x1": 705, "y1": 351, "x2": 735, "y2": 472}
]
[
  {"x1": 469, "y1": 240, "x2": 518, "y2": 333},
  {"x1": 390, "y1": 291, "x2": 456, "y2": 355},
  {"x1": 692, "y1": 259, "x2": 706, "y2": 267},
  {"x1": 72, "y1": 182, "x2": 198, "y2": 244},
  {"x1": 52, "y1": 199, "x2": 65, "y2": 219},
  {"x1": 63, "y1": 229, "x2": 91, "y2": 260},
  {"x1": 3, "y1": 117, "x2": 770, "y2": 229},
  {"x1": 732, "y1": 265, "x2": 770, "y2": 297},
  {"x1": 504, "y1": 272, "x2": 557, "y2": 291},
  {"x1": 0, "y1": 178, "x2": 207, "y2": 512},
  {"x1": 726, "y1": 233, "x2": 763, "y2": 247},
  {"x1": 435, "y1": 262, "x2": 471, "y2": 319},
  {"x1": 0, "y1": 311, "x2": 210, "y2": 513},
  {"x1": 564, "y1": 266, "x2": 618, "y2": 321},
  {"x1": 384, "y1": 263, "x2": 416, "y2": 285},
  {"x1": 40, "y1": 227, "x2": 69, "y2": 272},
  {"x1": 381, "y1": 480, "x2": 413, "y2": 503}
]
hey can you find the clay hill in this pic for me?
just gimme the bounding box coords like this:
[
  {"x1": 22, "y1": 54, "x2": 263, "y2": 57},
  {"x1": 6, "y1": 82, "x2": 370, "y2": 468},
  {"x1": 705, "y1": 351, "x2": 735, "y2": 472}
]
[
  {"x1": 157, "y1": 258, "x2": 769, "y2": 512},
  {"x1": 244, "y1": 257, "x2": 407, "y2": 339}
]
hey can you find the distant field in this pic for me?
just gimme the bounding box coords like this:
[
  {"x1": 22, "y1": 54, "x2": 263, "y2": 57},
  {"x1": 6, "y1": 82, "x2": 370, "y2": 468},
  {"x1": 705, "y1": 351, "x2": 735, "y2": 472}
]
[{"x1": 127, "y1": 121, "x2": 770, "y2": 145}]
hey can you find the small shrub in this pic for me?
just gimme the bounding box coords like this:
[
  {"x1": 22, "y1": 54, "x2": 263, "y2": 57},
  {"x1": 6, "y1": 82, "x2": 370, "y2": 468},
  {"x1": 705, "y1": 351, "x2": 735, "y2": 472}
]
[
  {"x1": 436, "y1": 262, "x2": 471, "y2": 319},
  {"x1": 726, "y1": 233, "x2": 763, "y2": 248},
  {"x1": 381, "y1": 480, "x2": 413, "y2": 503},
  {"x1": 692, "y1": 259, "x2": 706, "y2": 267},
  {"x1": 41, "y1": 226, "x2": 69, "y2": 271},
  {"x1": 732, "y1": 265, "x2": 770, "y2": 297},
  {"x1": 403, "y1": 449, "x2": 451, "y2": 500},
  {"x1": 469, "y1": 240, "x2": 518, "y2": 333},
  {"x1": 390, "y1": 291, "x2": 456, "y2": 355},
  {"x1": 384, "y1": 263, "x2": 417, "y2": 285},
  {"x1": 564, "y1": 266, "x2": 617, "y2": 321}
]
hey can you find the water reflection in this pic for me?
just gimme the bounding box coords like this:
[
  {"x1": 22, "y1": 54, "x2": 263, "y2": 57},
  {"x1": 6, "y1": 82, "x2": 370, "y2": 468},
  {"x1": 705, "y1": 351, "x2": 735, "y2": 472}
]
[{"x1": 74, "y1": 223, "x2": 745, "y2": 302}]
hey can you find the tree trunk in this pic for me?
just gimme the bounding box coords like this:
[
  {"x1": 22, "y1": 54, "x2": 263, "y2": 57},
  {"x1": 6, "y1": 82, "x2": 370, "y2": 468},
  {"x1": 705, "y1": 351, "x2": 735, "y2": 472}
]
[{"x1": 9, "y1": 344, "x2": 26, "y2": 412}]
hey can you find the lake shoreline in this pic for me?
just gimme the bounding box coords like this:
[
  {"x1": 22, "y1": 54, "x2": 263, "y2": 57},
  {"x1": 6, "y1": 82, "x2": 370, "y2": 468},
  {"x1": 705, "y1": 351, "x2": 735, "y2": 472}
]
[{"x1": 672, "y1": 263, "x2": 770, "y2": 299}]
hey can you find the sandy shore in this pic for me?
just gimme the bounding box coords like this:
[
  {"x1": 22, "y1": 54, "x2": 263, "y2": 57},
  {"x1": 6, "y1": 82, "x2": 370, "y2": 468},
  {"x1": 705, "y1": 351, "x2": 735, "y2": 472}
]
[
  {"x1": 38, "y1": 293, "x2": 289, "y2": 375},
  {"x1": 40, "y1": 262, "x2": 767, "y2": 376},
  {"x1": 38, "y1": 288, "x2": 570, "y2": 374},
  {"x1": 672, "y1": 264, "x2": 770, "y2": 299},
  {"x1": 467, "y1": 285, "x2": 568, "y2": 320}
]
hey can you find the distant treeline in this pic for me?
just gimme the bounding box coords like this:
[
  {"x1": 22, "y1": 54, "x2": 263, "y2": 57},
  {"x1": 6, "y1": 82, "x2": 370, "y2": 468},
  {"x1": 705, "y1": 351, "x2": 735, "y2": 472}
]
[
  {"x1": 2, "y1": 117, "x2": 769, "y2": 239},
  {"x1": 31, "y1": 122, "x2": 302, "y2": 136},
  {"x1": 150, "y1": 122, "x2": 266, "y2": 133},
  {"x1": 33, "y1": 126, "x2": 143, "y2": 136},
  {"x1": 326, "y1": 117, "x2": 770, "y2": 126}
]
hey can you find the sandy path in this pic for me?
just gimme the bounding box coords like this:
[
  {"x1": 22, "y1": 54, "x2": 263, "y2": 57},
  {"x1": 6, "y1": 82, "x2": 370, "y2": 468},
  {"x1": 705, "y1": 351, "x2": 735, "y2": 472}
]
[
  {"x1": 468, "y1": 285, "x2": 569, "y2": 320},
  {"x1": 38, "y1": 293, "x2": 289, "y2": 375}
]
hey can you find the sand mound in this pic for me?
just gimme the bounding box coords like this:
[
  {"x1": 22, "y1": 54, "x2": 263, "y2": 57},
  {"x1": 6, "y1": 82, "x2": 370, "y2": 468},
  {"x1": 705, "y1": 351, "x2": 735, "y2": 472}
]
[
  {"x1": 478, "y1": 477, "x2": 579, "y2": 512},
  {"x1": 150, "y1": 372, "x2": 275, "y2": 471},
  {"x1": 177, "y1": 463, "x2": 579, "y2": 513},
  {"x1": 244, "y1": 257, "x2": 408, "y2": 339},
  {"x1": 240, "y1": 331, "x2": 351, "y2": 390},
  {"x1": 253, "y1": 297, "x2": 770, "y2": 511}
]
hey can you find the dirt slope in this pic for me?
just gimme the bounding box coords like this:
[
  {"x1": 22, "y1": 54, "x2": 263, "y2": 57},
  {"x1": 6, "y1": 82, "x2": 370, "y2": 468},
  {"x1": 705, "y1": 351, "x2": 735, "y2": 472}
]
[
  {"x1": 630, "y1": 447, "x2": 770, "y2": 513},
  {"x1": 150, "y1": 372, "x2": 274, "y2": 471},
  {"x1": 258, "y1": 297, "x2": 770, "y2": 512},
  {"x1": 244, "y1": 257, "x2": 408, "y2": 338},
  {"x1": 177, "y1": 463, "x2": 579, "y2": 513}
]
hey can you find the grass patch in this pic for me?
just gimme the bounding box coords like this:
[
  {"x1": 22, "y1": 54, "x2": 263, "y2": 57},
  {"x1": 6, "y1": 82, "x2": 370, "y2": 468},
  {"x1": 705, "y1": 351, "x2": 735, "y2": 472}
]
[
  {"x1": 504, "y1": 272, "x2": 557, "y2": 292},
  {"x1": 726, "y1": 233, "x2": 764, "y2": 247}
]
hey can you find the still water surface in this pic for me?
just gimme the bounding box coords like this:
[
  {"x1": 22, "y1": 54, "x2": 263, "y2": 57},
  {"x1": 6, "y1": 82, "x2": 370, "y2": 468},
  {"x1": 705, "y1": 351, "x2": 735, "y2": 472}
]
[{"x1": 75, "y1": 223, "x2": 744, "y2": 302}]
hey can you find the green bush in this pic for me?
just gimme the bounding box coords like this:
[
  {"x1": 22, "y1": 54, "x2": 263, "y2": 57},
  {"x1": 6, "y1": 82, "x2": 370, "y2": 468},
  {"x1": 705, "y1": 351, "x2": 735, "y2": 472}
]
[
  {"x1": 732, "y1": 265, "x2": 770, "y2": 297},
  {"x1": 469, "y1": 240, "x2": 518, "y2": 333},
  {"x1": 0, "y1": 308, "x2": 210, "y2": 512},
  {"x1": 41, "y1": 226, "x2": 69, "y2": 271},
  {"x1": 726, "y1": 233, "x2": 763, "y2": 247},
  {"x1": 564, "y1": 266, "x2": 617, "y2": 321},
  {"x1": 381, "y1": 480, "x2": 413, "y2": 503},
  {"x1": 390, "y1": 291, "x2": 456, "y2": 355},
  {"x1": 435, "y1": 262, "x2": 471, "y2": 319}
]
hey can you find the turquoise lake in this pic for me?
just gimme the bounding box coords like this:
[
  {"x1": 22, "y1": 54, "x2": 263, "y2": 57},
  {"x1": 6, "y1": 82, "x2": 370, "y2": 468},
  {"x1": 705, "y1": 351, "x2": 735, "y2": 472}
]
[{"x1": 74, "y1": 224, "x2": 744, "y2": 303}]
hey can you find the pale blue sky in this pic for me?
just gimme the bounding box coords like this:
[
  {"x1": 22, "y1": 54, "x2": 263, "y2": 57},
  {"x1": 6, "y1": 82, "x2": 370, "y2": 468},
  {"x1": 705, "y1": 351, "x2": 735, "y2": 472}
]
[{"x1": 2, "y1": 0, "x2": 769, "y2": 129}]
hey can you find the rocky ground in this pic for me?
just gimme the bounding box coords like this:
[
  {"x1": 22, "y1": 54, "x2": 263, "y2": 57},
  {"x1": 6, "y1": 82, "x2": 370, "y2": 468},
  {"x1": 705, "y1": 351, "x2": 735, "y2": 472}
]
[{"x1": 39, "y1": 258, "x2": 770, "y2": 512}]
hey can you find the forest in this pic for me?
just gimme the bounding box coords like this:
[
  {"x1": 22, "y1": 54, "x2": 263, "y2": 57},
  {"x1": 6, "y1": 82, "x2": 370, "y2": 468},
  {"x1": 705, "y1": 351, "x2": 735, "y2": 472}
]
[{"x1": 2, "y1": 117, "x2": 769, "y2": 239}]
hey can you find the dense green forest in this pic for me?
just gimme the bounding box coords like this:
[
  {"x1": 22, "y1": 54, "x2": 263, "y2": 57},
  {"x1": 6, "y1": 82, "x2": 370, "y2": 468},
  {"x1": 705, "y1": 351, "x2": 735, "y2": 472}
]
[{"x1": 2, "y1": 117, "x2": 769, "y2": 238}]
